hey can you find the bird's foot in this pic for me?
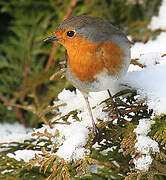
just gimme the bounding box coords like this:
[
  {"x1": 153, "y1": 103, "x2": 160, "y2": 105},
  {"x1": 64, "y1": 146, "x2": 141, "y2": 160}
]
[
  {"x1": 107, "y1": 89, "x2": 124, "y2": 119},
  {"x1": 115, "y1": 106, "x2": 124, "y2": 118},
  {"x1": 108, "y1": 105, "x2": 123, "y2": 119},
  {"x1": 92, "y1": 124, "x2": 101, "y2": 144}
]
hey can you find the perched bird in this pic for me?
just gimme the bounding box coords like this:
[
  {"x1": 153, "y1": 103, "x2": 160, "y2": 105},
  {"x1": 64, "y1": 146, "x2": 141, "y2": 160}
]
[{"x1": 44, "y1": 15, "x2": 131, "y2": 143}]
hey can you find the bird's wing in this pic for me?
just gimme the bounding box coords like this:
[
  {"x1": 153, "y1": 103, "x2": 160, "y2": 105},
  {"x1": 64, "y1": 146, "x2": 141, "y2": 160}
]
[{"x1": 97, "y1": 40, "x2": 125, "y2": 76}]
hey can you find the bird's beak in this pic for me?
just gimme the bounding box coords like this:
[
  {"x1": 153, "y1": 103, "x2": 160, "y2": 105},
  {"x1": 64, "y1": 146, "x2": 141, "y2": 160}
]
[{"x1": 43, "y1": 35, "x2": 61, "y2": 42}]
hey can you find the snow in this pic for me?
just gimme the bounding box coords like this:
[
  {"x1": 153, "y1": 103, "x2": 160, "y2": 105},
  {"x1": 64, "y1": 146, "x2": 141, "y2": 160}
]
[
  {"x1": 125, "y1": 63, "x2": 166, "y2": 114},
  {"x1": 125, "y1": 0, "x2": 166, "y2": 115},
  {"x1": 0, "y1": 0, "x2": 166, "y2": 174},
  {"x1": 0, "y1": 123, "x2": 32, "y2": 144},
  {"x1": 131, "y1": 32, "x2": 166, "y2": 58},
  {"x1": 7, "y1": 150, "x2": 41, "y2": 162},
  {"x1": 100, "y1": 146, "x2": 117, "y2": 155},
  {"x1": 134, "y1": 118, "x2": 155, "y2": 135},
  {"x1": 53, "y1": 122, "x2": 90, "y2": 161},
  {"x1": 133, "y1": 119, "x2": 159, "y2": 171},
  {"x1": 56, "y1": 89, "x2": 109, "y2": 120},
  {"x1": 149, "y1": 0, "x2": 166, "y2": 30},
  {"x1": 133, "y1": 155, "x2": 152, "y2": 171},
  {"x1": 1, "y1": 169, "x2": 13, "y2": 174},
  {"x1": 44, "y1": 89, "x2": 109, "y2": 161},
  {"x1": 135, "y1": 135, "x2": 159, "y2": 155}
]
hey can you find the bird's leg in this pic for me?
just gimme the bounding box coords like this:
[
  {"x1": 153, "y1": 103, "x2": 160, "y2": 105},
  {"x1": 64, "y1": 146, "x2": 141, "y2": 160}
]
[
  {"x1": 84, "y1": 96, "x2": 101, "y2": 144},
  {"x1": 107, "y1": 89, "x2": 123, "y2": 118}
]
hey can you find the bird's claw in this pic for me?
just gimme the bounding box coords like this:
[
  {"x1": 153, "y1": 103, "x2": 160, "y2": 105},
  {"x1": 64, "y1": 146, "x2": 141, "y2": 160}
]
[
  {"x1": 92, "y1": 125, "x2": 101, "y2": 144},
  {"x1": 116, "y1": 108, "x2": 124, "y2": 117}
]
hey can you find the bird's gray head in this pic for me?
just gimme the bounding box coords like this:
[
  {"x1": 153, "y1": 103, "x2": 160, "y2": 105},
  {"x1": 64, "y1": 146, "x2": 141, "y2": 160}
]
[
  {"x1": 56, "y1": 15, "x2": 116, "y2": 43},
  {"x1": 44, "y1": 15, "x2": 121, "y2": 44}
]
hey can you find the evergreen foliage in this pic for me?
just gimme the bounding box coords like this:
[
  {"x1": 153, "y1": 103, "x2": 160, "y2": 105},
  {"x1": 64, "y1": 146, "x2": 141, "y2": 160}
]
[
  {"x1": 0, "y1": 0, "x2": 162, "y2": 125},
  {"x1": 0, "y1": 0, "x2": 165, "y2": 180}
]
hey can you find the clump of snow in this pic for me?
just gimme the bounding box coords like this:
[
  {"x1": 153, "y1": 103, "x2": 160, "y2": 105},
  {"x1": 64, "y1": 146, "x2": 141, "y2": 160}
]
[
  {"x1": 0, "y1": 123, "x2": 32, "y2": 144},
  {"x1": 135, "y1": 135, "x2": 159, "y2": 155},
  {"x1": 134, "y1": 119, "x2": 154, "y2": 135},
  {"x1": 133, "y1": 155, "x2": 152, "y2": 171},
  {"x1": 149, "y1": 0, "x2": 166, "y2": 30},
  {"x1": 124, "y1": 57, "x2": 166, "y2": 114},
  {"x1": 52, "y1": 122, "x2": 90, "y2": 161},
  {"x1": 100, "y1": 146, "x2": 117, "y2": 155},
  {"x1": 7, "y1": 150, "x2": 41, "y2": 162},
  {"x1": 1, "y1": 169, "x2": 13, "y2": 174},
  {"x1": 133, "y1": 119, "x2": 159, "y2": 171}
]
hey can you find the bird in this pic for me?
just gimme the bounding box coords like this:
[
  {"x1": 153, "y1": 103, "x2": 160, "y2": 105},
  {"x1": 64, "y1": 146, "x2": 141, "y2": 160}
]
[{"x1": 44, "y1": 15, "x2": 131, "y2": 143}]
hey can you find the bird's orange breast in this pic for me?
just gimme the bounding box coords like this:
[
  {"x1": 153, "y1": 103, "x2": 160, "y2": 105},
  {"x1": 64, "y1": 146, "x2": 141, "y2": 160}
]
[
  {"x1": 56, "y1": 31, "x2": 125, "y2": 82},
  {"x1": 66, "y1": 36, "x2": 104, "y2": 82}
]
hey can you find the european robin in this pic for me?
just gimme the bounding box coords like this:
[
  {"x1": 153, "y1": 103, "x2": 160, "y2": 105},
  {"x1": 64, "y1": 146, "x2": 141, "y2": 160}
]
[{"x1": 44, "y1": 15, "x2": 131, "y2": 143}]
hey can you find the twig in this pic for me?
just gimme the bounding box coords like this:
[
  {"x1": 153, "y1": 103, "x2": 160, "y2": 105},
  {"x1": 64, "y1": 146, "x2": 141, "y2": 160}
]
[
  {"x1": 45, "y1": 42, "x2": 58, "y2": 73},
  {"x1": 45, "y1": 0, "x2": 77, "y2": 73},
  {"x1": 23, "y1": 39, "x2": 34, "y2": 76},
  {"x1": 0, "y1": 93, "x2": 27, "y2": 127},
  {"x1": 131, "y1": 58, "x2": 145, "y2": 68},
  {"x1": 13, "y1": 107, "x2": 27, "y2": 127},
  {"x1": 49, "y1": 68, "x2": 66, "y2": 81},
  {"x1": 62, "y1": 0, "x2": 77, "y2": 21},
  {"x1": 0, "y1": 93, "x2": 8, "y2": 104}
]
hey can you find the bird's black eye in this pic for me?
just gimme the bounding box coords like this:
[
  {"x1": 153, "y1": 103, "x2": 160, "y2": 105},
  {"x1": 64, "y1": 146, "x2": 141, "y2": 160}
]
[{"x1": 66, "y1": 30, "x2": 75, "y2": 37}]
